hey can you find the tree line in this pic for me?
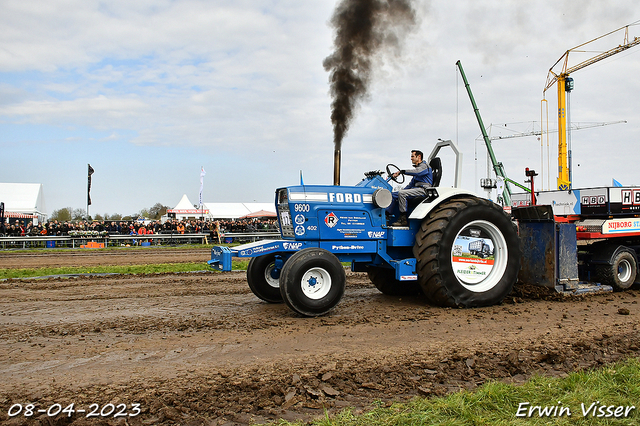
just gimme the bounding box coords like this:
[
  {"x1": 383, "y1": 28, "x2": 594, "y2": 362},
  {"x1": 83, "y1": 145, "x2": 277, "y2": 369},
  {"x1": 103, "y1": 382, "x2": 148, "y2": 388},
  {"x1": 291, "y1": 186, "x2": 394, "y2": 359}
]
[{"x1": 49, "y1": 203, "x2": 169, "y2": 222}]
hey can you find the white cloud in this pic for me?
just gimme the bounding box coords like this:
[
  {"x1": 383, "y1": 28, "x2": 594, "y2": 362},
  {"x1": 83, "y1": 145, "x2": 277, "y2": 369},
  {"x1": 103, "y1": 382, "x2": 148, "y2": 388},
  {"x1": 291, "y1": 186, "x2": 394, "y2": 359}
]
[{"x1": 0, "y1": 0, "x2": 639, "y2": 213}]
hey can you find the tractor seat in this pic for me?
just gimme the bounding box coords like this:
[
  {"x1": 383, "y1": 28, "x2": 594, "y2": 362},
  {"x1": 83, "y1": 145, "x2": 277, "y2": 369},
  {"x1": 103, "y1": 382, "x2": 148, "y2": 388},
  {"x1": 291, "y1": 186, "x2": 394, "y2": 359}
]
[{"x1": 430, "y1": 157, "x2": 442, "y2": 188}]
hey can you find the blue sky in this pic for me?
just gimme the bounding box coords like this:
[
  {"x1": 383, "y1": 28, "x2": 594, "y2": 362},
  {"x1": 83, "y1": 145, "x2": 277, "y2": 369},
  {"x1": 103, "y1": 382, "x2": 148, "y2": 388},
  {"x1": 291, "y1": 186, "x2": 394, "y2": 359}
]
[{"x1": 1, "y1": 0, "x2": 639, "y2": 217}]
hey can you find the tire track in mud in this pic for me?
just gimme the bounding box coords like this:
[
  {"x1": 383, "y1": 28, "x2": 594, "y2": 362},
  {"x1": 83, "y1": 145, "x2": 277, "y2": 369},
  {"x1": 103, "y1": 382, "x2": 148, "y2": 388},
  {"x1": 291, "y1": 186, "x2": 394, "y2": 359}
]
[{"x1": 0, "y1": 272, "x2": 433, "y2": 338}]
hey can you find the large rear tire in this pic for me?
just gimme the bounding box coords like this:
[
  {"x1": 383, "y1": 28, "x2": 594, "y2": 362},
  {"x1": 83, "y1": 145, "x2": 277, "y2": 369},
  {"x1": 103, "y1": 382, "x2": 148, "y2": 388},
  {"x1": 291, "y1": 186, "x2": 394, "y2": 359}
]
[
  {"x1": 413, "y1": 196, "x2": 520, "y2": 307},
  {"x1": 367, "y1": 266, "x2": 422, "y2": 296},
  {"x1": 279, "y1": 248, "x2": 346, "y2": 317},
  {"x1": 247, "y1": 253, "x2": 283, "y2": 303}
]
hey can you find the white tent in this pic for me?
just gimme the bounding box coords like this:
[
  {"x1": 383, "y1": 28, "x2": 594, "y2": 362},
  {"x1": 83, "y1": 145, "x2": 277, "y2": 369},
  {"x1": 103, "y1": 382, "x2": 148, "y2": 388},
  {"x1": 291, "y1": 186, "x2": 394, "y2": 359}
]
[
  {"x1": 166, "y1": 194, "x2": 203, "y2": 220},
  {"x1": 166, "y1": 194, "x2": 275, "y2": 220},
  {"x1": 0, "y1": 183, "x2": 47, "y2": 224},
  {"x1": 203, "y1": 202, "x2": 275, "y2": 219},
  {"x1": 174, "y1": 194, "x2": 196, "y2": 210}
]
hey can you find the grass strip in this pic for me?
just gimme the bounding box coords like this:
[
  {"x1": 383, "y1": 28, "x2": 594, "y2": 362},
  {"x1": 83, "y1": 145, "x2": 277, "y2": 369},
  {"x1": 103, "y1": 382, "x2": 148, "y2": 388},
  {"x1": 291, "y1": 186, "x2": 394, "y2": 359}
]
[
  {"x1": 279, "y1": 357, "x2": 640, "y2": 426},
  {"x1": 1, "y1": 259, "x2": 250, "y2": 280}
]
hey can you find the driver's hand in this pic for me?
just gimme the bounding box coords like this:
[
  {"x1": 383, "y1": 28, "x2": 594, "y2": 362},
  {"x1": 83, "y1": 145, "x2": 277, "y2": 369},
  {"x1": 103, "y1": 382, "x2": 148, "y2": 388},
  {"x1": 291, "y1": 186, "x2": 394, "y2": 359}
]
[{"x1": 392, "y1": 171, "x2": 401, "y2": 178}]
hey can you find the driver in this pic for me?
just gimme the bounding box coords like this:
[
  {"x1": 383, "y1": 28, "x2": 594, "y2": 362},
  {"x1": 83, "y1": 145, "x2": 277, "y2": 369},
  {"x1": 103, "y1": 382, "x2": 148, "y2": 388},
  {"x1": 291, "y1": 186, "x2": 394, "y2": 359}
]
[{"x1": 388, "y1": 149, "x2": 433, "y2": 226}]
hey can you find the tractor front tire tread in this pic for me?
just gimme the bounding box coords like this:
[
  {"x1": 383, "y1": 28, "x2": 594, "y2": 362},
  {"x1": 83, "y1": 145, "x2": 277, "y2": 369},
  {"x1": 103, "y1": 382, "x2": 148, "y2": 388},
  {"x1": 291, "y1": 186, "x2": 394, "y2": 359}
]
[
  {"x1": 279, "y1": 248, "x2": 346, "y2": 317},
  {"x1": 247, "y1": 253, "x2": 283, "y2": 303}
]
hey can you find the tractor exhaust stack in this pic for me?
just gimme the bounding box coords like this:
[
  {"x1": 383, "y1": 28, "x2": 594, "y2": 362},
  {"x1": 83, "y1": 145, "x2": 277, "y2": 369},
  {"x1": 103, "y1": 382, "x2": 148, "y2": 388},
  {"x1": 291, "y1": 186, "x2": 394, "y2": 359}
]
[{"x1": 333, "y1": 148, "x2": 341, "y2": 186}]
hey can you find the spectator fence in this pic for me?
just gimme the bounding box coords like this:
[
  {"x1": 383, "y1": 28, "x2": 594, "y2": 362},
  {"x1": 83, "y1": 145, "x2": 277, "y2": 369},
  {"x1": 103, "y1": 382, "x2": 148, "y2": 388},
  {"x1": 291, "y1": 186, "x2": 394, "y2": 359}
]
[{"x1": 0, "y1": 230, "x2": 280, "y2": 249}]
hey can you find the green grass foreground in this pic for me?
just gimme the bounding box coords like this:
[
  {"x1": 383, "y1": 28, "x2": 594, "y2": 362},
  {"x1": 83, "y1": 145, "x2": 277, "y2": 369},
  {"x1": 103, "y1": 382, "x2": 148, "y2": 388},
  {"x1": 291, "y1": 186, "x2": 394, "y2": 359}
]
[
  {"x1": 277, "y1": 358, "x2": 640, "y2": 426},
  {"x1": 0, "y1": 259, "x2": 250, "y2": 280}
]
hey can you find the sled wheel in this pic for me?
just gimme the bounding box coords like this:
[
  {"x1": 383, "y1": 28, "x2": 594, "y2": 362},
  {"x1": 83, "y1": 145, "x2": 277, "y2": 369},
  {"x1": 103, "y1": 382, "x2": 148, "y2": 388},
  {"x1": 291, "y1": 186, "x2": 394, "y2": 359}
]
[
  {"x1": 247, "y1": 253, "x2": 283, "y2": 303},
  {"x1": 596, "y1": 247, "x2": 637, "y2": 291},
  {"x1": 413, "y1": 196, "x2": 521, "y2": 307},
  {"x1": 279, "y1": 248, "x2": 346, "y2": 316},
  {"x1": 367, "y1": 266, "x2": 422, "y2": 296}
]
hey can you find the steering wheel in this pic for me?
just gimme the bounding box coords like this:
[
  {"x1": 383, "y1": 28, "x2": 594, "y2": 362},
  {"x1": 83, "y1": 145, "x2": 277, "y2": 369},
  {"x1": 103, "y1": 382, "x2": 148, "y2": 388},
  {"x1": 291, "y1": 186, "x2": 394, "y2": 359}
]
[{"x1": 386, "y1": 164, "x2": 405, "y2": 184}]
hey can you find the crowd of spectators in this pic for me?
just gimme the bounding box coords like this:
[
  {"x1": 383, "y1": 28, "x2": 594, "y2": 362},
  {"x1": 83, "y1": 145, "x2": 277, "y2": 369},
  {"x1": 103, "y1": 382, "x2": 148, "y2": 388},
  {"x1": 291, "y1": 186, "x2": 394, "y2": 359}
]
[{"x1": 0, "y1": 218, "x2": 279, "y2": 238}]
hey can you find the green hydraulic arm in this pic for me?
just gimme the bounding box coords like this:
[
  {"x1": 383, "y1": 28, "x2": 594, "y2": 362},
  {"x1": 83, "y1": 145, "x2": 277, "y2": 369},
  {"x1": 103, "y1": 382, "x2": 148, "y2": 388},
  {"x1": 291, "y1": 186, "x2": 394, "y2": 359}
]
[
  {"x1": 456, "y1": 60, "x2": 530, "y2": 205},
  {"x1": 505, "y1": 177, "x2": 531, "y2": 193}
]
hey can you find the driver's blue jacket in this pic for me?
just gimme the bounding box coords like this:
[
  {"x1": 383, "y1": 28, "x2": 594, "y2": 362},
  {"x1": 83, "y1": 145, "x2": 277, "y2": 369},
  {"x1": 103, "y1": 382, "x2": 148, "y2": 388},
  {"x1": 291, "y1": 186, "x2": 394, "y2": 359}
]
[{"x1": 402, "y1": 161, "x2": 433, "y2": 189}]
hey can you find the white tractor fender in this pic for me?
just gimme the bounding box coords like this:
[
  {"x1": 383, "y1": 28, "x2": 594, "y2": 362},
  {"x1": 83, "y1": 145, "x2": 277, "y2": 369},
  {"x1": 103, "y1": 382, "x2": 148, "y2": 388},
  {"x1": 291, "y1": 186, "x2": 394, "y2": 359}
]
[{"x1": 408, "y1": 188, "x2": 480, "y2": 220}]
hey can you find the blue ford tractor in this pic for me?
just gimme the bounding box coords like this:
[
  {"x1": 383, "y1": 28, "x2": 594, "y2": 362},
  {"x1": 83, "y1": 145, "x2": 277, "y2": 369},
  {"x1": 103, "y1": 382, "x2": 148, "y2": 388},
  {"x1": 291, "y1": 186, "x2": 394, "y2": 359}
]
[{"x1": 209, "y1": 140, "x2": 521, "y2": 316}]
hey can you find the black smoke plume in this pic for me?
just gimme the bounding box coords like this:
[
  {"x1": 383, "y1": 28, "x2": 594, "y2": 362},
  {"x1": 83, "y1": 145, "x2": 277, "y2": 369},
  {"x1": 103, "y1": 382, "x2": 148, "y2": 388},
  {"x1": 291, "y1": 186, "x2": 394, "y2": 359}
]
[{"x1": 323, "y1": 0, "x2": 418, "y2": 153}]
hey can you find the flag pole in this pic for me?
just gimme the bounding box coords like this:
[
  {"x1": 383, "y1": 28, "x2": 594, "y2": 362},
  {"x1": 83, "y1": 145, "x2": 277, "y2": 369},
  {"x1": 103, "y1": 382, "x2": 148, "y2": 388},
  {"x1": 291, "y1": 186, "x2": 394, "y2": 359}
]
[
  {"x1": 87, "y1": 164, "x2": 95, "y2": 221},
  {"x1": 87, "y1": 165, "x2": 90, "y2": 221},
  {"x1": 199, "y1": 166, "x2": 206, "y2": 221}
]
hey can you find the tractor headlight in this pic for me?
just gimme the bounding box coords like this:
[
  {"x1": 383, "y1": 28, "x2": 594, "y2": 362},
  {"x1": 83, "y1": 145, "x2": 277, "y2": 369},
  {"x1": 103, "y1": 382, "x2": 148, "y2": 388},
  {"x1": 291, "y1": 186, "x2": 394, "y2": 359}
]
[{"x1": 373, "y1": 188, "x2": 392, "y2": 208}]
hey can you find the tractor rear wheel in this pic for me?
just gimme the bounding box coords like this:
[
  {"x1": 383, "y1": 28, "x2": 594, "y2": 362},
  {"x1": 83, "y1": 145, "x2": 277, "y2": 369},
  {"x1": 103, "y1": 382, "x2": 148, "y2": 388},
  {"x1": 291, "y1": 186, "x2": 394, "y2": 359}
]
[
  {"x1": 279, "y1": 248, "x2": 346, "y2": 317},
  {"x1": 413, "y1": 196, "x2": 520, "y2": 307},
  {"x1": 247, "y1": 253, "x2": 283, "y2": 303},
  {"x1": 367, "y1": 266, "x2": 422, "y2": 296}
]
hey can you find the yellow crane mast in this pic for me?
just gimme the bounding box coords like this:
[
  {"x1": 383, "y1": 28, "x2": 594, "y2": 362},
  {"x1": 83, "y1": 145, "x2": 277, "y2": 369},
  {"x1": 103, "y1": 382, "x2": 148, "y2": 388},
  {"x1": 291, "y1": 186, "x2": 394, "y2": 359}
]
[{"x1": 543, "y1": 21, "x2": 640, "y2": 190}]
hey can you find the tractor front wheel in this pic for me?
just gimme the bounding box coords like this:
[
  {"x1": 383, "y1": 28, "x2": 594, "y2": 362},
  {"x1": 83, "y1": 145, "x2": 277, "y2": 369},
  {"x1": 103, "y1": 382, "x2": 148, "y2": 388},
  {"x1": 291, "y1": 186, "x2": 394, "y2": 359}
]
[
  {"x1": 247, "y1": 253, "x2": 283, "y2": 303},
  {"x1": 279, "y1": 248, "x2": 346, "y2": 316}
]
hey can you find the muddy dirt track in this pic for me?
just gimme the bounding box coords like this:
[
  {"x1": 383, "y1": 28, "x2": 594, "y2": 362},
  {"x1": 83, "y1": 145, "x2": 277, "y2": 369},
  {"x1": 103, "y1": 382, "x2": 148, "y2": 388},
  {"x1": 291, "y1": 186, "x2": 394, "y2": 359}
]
[{"x1": 1, "y1": 248, "x2": 640, "y2": 425}]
